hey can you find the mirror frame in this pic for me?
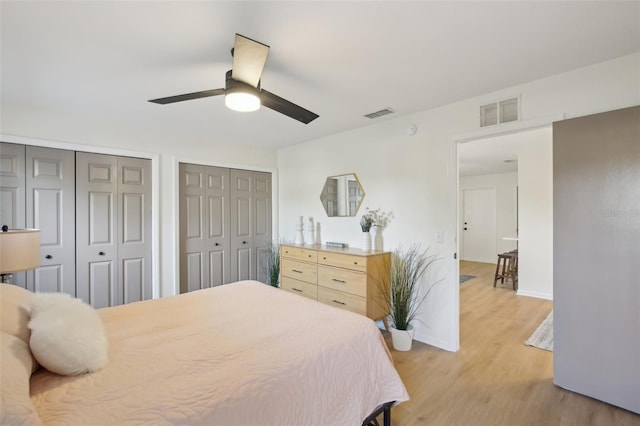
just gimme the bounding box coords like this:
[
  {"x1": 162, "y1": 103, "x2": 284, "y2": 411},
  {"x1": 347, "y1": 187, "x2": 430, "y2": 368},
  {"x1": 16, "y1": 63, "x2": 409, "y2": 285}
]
[{"x1": 319, "y1": 173, "x2": 366, "y2": 217}]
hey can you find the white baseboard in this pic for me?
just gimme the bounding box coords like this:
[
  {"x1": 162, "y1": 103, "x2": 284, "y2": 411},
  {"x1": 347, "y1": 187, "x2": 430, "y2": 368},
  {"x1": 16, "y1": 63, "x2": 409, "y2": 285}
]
[
  {"x1": 517, "y1": 289, "x2": 553, "y2": 300},
  {"x1": 413, "y1": 329, "x2": 458, "y2": 352}
]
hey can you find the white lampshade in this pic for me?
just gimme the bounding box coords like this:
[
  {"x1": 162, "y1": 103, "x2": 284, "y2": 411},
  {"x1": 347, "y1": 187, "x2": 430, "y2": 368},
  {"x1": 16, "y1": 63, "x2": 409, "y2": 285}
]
[
  {"x1": 225, "y1": 91, "x2": 261, "y2": 112},
  {"x1": 0, "y1": 229, "x2": 41, "y2": 274}
]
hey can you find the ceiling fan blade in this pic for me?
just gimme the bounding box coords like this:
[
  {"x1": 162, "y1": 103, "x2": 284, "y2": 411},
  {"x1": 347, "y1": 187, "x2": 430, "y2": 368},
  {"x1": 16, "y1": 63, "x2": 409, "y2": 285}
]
[
  {"x1": 148, "y1": 89, "x2": 224, "y2": 104},
  {"x1": 232, "y1": 34, "x2": 270, "y2": 88},
  {"x1": 260, "y1": 90, "x2": 319, "y2": 124}
]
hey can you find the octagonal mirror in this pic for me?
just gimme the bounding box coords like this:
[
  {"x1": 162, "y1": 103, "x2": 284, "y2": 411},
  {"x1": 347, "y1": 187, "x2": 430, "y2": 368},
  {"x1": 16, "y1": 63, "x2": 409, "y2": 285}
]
[{"x1": 320, "y1": 173, "x2": 365, "y2": 217}]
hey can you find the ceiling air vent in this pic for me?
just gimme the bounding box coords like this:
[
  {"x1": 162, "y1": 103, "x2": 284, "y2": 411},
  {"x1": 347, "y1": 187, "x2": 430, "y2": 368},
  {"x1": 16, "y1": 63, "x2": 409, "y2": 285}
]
[{"x1": 364, "y1": 107, "x2": 394, "y2": 119}]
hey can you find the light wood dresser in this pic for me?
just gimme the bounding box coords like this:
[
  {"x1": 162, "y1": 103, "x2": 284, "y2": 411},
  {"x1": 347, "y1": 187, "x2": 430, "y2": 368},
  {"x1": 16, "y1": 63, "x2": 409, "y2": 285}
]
[{"x1": 280, "y1": 244, "x2": 390, "y2": 327}]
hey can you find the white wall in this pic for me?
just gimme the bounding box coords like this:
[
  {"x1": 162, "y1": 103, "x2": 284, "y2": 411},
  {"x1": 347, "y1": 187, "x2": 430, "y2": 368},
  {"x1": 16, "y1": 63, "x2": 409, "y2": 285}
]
[
  {"x1": 0, "y1": 102, "x2": 278, "y2": 298},
  {"x1": 278, "y1": 53, "x2": 639, "y2": 351},
  {"x1": 516, "y1": 127, "x2": 554, "y2": 299},
  {"x1": 459, "y1": 172, "x2": 518, "y2": 257}
]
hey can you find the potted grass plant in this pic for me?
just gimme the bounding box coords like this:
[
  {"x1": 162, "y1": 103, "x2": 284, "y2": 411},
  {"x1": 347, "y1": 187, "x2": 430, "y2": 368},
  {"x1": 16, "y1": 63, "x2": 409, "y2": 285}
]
[
  {"x1": 263, "y1": 241, "x2": 281, "y2": 287},
  {"x1": 379, "y1": 245, "x2": 439, "y2": 351}
]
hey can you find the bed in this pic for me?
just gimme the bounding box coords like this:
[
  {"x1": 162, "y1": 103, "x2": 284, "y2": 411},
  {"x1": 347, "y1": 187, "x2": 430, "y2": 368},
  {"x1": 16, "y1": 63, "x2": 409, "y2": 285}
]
[{"x1": 1, "y1": 280, "x2": 409, "y2": 425}]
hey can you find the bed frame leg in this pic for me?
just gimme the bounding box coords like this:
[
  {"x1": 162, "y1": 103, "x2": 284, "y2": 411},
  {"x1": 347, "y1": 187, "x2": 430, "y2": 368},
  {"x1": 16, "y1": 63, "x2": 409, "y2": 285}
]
[
  {"x1": 361, "y1": 401, "x2": 394, "y2": 426},
  {"x1": 383, "y1": 404, "x2": 391, "y2": 426}
]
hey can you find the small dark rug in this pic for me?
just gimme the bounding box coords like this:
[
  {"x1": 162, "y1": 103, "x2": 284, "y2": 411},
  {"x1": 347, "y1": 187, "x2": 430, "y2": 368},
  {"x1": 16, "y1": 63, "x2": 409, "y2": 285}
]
[{"x1": 460, "y1": 274, "x2": 476, "y2": 284}]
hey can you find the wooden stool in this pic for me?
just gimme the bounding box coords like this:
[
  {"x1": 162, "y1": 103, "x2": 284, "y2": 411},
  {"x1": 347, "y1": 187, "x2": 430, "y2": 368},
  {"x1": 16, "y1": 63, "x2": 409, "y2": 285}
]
[{"x1": 494, "y1": 251, "x2": 518, "y2": 290}]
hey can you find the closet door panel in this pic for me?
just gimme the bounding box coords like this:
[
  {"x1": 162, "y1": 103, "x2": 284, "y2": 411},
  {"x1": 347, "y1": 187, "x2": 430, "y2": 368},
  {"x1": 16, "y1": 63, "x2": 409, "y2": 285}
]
[
  {"x1": 209, "y1": 250, "x2": 225, "y2": 286},
  {"x1": 234, "y1": 246, "x2": 252, "y2": 281},
  {"x1": 117, "y1": 156, "x2": 151, "y2": 304},
  {"x1": 205, "y1": 167, "x2": 230, "y2": 285},
  {"x1": 26, "y1": 146, "x2": 75, "y2": 295},
  {"x1": 230, "y1": 169, "x2": 253, "y2": 282},
  {"x1": 34, "y1": 265, "x2": 63, "y2": 293},
  {"x1": 253, "y1": 172, "x2": 272, "y2": 283},
  {"x1": 89, "y1": 260, "x2": 115, "y2": 309},
  {"x1": 123, "y1": 258, "x2": 144, "y2": 303},
  {"x1": 180, "y1": 164, "x2": 207, "y2": 293},
  {"x1": 185, "y1": 252, "x2": 204, "y2": 292},
  {"x1": 76, "y1": 152, "x2": 118, "y2": 307},
  {"x1": 0, "y1": 143, "x2": 27, "y2": 287}
]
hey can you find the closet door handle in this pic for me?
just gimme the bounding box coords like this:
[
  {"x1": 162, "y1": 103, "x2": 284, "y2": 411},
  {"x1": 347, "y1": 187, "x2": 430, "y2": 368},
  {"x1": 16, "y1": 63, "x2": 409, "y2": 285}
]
[
  {"x1": 99, "y1": 251, "x2": 106, "y2": 256},
  {"x1": 332, "y1": 278, "x2": 346, "y2": 284},
  {"x1": 45, "y1": 255, "x2": 53, "y2": 259}
]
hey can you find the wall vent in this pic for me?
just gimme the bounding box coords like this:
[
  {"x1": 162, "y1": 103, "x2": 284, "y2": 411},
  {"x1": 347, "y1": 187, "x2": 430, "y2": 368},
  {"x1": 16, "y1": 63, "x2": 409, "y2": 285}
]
[
  {"x1": 364, "y1": 107, "x2": 394, "y2": 119},
  {"x1": 480, "y1": 97, "x2": 519, "y2": 127}
]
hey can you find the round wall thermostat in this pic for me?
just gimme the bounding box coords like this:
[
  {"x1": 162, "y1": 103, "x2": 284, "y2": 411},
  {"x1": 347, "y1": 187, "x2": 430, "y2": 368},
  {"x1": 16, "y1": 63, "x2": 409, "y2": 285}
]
[{"x1": 407, "y1": 124, "x2": 418, "y2": 136}]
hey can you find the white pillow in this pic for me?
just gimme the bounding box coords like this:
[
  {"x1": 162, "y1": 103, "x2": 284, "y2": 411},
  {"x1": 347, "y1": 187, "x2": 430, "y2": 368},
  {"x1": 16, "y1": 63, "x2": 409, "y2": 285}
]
[{"x1": 28, "y1": 293, "x2": 108, "y2": 376}]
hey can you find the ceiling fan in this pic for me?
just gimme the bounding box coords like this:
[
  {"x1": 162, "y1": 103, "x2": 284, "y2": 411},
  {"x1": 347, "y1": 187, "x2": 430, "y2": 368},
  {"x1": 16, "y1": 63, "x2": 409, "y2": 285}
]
[{"x1": 148, "y1": 34, "x2": 319, "y2": 124}]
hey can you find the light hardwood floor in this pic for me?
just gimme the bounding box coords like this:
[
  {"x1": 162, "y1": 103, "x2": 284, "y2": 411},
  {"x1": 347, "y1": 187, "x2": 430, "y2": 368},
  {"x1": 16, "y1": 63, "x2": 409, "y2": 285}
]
[{"x1": 377, "y1": 260, "x2": 640, "y2": 426}]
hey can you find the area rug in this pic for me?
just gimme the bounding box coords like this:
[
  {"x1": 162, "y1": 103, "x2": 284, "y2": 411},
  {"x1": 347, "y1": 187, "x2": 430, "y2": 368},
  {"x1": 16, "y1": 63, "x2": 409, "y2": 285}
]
[
  {"x1": 459, "y1": 274, "x2": 476, "y2": 284},
  {"x1": 525, "y1": 310, "x2": 553, "y2": 351}
]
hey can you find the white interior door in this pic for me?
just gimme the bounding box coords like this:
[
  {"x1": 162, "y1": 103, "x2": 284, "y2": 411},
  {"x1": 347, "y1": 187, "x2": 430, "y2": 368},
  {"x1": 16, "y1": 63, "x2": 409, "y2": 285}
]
[{"x1": 462, "y1": 188, "x2": 497, "y2": 263}]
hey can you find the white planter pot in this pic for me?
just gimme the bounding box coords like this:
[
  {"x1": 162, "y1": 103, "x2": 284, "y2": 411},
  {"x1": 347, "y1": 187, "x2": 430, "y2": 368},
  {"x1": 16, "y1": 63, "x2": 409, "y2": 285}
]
[
  {"x1": 390, "y1": 325, "x2": 414, "y2": 351},
  {"x1": 361, "y1": 231, "x2": 372, "y2": 252}
]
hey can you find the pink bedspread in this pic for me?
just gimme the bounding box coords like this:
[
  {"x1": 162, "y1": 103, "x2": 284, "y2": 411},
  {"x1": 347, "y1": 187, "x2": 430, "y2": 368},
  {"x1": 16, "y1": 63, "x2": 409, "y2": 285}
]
[{"x1": 30, "y1": 281, "x2": 408, "y2": 425}]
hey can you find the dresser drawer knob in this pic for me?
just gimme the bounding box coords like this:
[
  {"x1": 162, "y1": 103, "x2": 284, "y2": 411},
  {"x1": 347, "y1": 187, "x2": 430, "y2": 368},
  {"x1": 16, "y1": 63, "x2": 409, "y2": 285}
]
[
  {"x1": 292, "y1": 269, "x2": 303, "y2": 274},
  {"x1": 332, "y1": 278, "x2": 346, "y2": 284},
  {"x1": 308, "y1": 254, "x2": 312, "y2": 258},
  {"x1": 353, "y1": 261, "x2": 358, "y2": 265},
  {"x1": 323, "y1": 257, "x2": 327, "y2": 260},
  {"x1": 331, "y1": 299, "x2": 346, "y2": 306}
]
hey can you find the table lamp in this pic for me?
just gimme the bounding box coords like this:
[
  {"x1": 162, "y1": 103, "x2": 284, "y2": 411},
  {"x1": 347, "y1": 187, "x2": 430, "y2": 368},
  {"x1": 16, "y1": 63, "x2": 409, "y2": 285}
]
[{"x1": 0, "y1": 225, "x2": 41, "y2": 284}]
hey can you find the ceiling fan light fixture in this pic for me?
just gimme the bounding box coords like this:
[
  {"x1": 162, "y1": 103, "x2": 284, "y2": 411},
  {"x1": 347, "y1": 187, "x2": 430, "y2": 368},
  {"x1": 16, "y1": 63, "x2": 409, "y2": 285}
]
[{"x1": 225, "y1": 90, "x2": 261, "y2": 112}]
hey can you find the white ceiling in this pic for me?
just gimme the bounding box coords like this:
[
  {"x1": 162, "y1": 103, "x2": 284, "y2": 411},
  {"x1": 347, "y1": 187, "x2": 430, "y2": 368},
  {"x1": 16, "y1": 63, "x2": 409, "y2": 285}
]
[{"x1": 1, "y1": 1, "x2": 638, "y2": 149}]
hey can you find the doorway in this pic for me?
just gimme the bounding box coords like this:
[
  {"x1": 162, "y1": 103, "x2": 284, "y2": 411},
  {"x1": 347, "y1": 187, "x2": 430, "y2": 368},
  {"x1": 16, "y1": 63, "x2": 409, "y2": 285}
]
[
  {"x1": 455, "y1": 124, "x2": 554, "y2": 348},
  {"x1": 461, "y1": 188, "x2": 497, "y2": 263}
]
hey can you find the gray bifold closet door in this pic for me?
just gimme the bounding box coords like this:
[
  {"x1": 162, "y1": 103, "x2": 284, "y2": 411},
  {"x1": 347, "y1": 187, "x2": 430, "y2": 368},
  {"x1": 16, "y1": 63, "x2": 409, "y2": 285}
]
[
  {"x1": 179, "y1": 163, "x2": 271, "y2": 292},
  {"x1": 26, "y1": 146, "x2": 76, "y2": 294},
  {"x1": 0, "y1": 142, "x2": 27, "y2": 287},
  {"x1": 76, "y1": 152, "x2": 152, "y2": 308},
  {"x1": 180, "y1": 163, "x2": 231, "y2": 293},
  {"x1": 2, "y1": 143, "x2": 76, "y2": 293}
]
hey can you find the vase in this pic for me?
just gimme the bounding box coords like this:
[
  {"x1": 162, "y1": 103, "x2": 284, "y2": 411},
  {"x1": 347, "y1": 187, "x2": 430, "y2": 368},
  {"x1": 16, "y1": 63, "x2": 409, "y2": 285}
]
[
  {"x1": 294, "y1": 216, "x2": 304, "y2": 245},
  {"x1": 361, "y1": 231, "x2": 372, "y2": 252},
  {"x1": 373, "y1": 226, "x2": 384, "y2": 251},
  {"x1": 390, "y1": 324, "x2": 414, "y2": 351}
]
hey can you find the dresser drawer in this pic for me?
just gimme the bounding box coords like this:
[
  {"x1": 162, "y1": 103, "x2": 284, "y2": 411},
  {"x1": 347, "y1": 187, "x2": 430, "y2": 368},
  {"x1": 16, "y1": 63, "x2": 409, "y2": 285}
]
[
  {"x1": 318, "y1": 252, "x2": 367, "y2": 272},
  {"x1": 282, "y1": 277, "x2": 318, "y2": 301},
  {"x1": 281, "y1": 258, "x2": 317, "y2": 284},
  {"x1": 318, "y1": 286, "x2": 366, "y2": 316},
  {"x1": 281, "y1": 246, "x2": 318, "y2": 263},
  {"x1": 318, "y1": 265, "x2": 366, "y2": 297}
]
